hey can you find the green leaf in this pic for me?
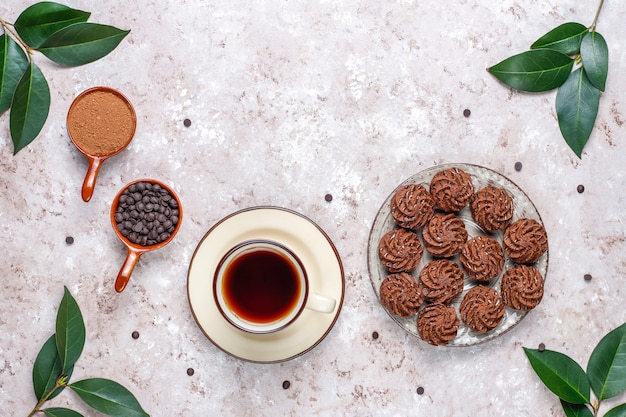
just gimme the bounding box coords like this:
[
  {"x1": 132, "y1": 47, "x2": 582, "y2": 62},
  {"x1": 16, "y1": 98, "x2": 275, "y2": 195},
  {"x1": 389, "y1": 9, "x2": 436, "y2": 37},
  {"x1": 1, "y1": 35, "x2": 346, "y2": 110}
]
[
  {"x1": 605, "y1": 404, "x2": 626, "y2": 417},
  {"x1": 580, "y1": 31, "x2": 608, "y2": 91},
  {"x1": 523, "y1": 347, "x2": 591, "y2": 404},
  {"x1": 14, "y1": 2, "x2": 90, "y2": 48},
  {"x1": 33, "y1": 334, "x2": 74, "y2": 401},
  {"x1": 0, "y1": 34, "x2": 29, "y2": 114},
  {"x1": 531, "y1": 22, "x2": 588, "y2": 55},
  {"x1": 561, "y1": 401, "x2": 594, "y2": 417},
  {"x1": 487, "y1": 49, "x2": 574, "y2": 92},
  {"x1": 43, "y1": 408, "x2": 84, "y2": 417},
  {"x1": 70, "y1": 378, "x2": 149, "y2": 417},
  {"x1": 38, "y1": 23, "x2": 130, "y2": 67},
  {"x1": 587, "y1": 322, "x2": 626, "y2": 400},
  {"x1": 555, "y1": 67, "x2": 600, "y2": 158},
  {"x1": 55, "y1": 286, "x2": 85, "y2": 375},
  {"x1": 9, "y1": 61, "x2": 50, "y2": 154}
]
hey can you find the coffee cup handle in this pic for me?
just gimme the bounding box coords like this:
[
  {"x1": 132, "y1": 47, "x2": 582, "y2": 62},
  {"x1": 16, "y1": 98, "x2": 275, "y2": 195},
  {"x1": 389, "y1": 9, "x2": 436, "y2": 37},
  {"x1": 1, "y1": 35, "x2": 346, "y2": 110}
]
[{"x1": 305, "y1": 292, "x2": 336, "y2": 314}]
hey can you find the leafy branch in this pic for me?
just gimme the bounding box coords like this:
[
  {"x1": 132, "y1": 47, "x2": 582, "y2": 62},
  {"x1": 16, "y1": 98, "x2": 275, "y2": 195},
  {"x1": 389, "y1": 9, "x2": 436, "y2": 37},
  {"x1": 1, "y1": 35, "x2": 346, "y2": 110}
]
[
  {"x1": 0, "y1": 2, "x2": 129, "y2": 154},
  {"x1": 28, "y1": 287, "x2": 149, "y2": 417},
  {"x1": 524, "y1": 322, "x2": 626, "y2": 417},
  {"x1": 487, "y1": 0, "x2": 608, "y2": 158}
]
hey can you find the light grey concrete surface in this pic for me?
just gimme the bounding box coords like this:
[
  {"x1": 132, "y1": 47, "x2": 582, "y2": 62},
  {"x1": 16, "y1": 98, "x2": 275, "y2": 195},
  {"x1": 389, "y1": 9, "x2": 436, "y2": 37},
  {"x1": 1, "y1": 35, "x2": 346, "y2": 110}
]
[{"x1": 1, "y1": 1, "x2": 625, "y2": 416}]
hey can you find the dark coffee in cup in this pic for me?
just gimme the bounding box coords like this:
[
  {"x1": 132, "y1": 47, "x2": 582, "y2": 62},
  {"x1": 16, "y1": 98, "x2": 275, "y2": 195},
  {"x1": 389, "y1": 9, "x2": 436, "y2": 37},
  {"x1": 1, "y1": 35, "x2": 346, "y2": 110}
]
[
  {"x1": 222, "y1": 246, "x2": 302, "y2": 324},
  {"x1": 214, "y1": 240, "x2": 336, "y2": 334}
]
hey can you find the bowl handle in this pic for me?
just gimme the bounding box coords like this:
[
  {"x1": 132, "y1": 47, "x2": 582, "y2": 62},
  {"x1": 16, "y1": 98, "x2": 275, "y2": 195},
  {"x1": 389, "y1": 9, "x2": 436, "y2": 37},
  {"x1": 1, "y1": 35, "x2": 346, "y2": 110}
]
[
  {"x1": 82, "y1": 157, "x2": 103, "y2": 202},
  {"x1": 115, "y1": 248, "x2": 143, "y2": 292}
]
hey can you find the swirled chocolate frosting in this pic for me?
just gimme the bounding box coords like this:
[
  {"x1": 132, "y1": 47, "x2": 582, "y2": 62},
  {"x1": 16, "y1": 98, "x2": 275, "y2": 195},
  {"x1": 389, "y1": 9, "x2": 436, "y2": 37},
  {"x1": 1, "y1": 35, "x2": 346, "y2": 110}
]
[
  {"x1": 417, "y1": 303, "x2": 460, "y2": 346},
  {"x1": 379, "y1": 272, "x2": 424, "y2": 317},
  {"x1": 429, "y1": 167, "x2": 474, "y2": 212},
  {"x1": 460, "y1": 286, "x2": 505, "y2": 333},
  {"x1": 460, "y1": 236, "x2": 505, "y2": 282},
  {"x1": 418, "y1": 259, "x2": 464, "y2": 304},
  {"x1": 470, "y1": 185, "x2": 513, "y2": 232},
  {"x1": 378, "y1": 228, "x2": 423, "y2": 273},
  {"x1": 503, "y1": 218, "x2": 548, "y2": 264},
  {"x1": 390, "y1": 184, "x2": 435, "y2": 229},
  {"x1": 501, "y1": 265, "x2": 544, "y2": 311},
  {"x1": 422, "y1": 213, "x2": 468, "y2": 258}
]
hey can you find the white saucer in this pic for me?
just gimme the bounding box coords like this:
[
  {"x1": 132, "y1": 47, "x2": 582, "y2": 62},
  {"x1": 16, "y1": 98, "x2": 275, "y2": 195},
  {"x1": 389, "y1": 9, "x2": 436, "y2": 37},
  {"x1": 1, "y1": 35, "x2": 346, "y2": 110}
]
[{"x1": 187, "y1": 206, "x2": 345, "y2": 363}]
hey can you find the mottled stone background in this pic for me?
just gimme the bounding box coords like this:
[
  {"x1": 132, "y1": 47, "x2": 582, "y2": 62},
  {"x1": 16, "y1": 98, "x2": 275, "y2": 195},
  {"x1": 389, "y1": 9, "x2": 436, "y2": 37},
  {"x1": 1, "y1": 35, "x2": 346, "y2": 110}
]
[{"x1": 1, "y1": 1, "x2": 624, "y2": 416}]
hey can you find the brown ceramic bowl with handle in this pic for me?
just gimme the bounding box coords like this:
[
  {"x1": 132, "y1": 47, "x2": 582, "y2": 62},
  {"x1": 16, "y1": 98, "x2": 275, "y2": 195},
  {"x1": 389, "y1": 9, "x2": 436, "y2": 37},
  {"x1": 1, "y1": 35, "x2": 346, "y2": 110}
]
[
  {"x1": 110, "y1": 179, "x2": 183, "y2": 293},
  {"x1": 67, "y1": 86, "x2": 137, "y2": 202}
]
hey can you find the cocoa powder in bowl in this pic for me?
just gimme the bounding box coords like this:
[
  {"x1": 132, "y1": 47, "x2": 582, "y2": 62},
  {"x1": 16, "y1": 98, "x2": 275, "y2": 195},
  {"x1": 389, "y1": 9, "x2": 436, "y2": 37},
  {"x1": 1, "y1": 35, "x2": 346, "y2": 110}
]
[{"x1": 67, "y1": 88, "x2": 136, "y2": 156}]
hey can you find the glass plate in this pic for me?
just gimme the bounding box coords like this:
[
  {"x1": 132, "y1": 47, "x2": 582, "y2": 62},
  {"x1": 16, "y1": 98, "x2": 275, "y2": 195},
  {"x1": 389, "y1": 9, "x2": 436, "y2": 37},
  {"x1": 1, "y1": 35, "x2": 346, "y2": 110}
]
[{"x1": 367, "y1": 163, "x2": 549, "y2": 346}]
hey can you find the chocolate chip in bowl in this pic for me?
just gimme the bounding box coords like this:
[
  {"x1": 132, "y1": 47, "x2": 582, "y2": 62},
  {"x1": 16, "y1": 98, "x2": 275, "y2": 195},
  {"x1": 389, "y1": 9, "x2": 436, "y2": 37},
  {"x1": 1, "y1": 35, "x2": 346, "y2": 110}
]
[
  {"x1": 367, "y1": 163, "x2": 549, "y2": 346},
  {"x1": 110, "y1": 179, "x2": 183, "y2": 292}
]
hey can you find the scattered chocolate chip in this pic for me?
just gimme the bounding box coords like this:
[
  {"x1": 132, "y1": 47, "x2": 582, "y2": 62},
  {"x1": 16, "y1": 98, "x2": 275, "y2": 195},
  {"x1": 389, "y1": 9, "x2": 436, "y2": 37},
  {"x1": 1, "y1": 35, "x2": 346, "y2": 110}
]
[
  {"x1": 514, "y1": 162, "x2": 523, "y2": 172},
  {"x1": 131, "y1": 331, "x2": 139, "y2": 339},
  {"x1": 183, "y1": 118, "x2": 191, "y2": 127},
  {"x1": 65, "y1": 236, "x2": 74, "y2": 245},
  {"x1": 282, "y1": 380, "x2": 291, "y2": 389},
  {"x1": 584, "y1": 274, "x2": 592, "y2": 281},
  {"x1": 577, "y1": 184, "x2": 585, "y2": 194},
  {"x1": 463, "y1": 109, "x2": 471, "y2": 118},
  {"x1": 417, "y1": 386, "x2": 425, "y2": 395},
  {"x1": 538, "y1": 343, "x2": 545, "y2": 352},
  {"x1": 187, "y1": 368, "x2": 195, "y2": 376},
  {"x1": 324, "y1": 193, "x2": 333, "y2": 202},
  {"x1": 372, "y1": 331, "x2": 379, "y2": 340}
]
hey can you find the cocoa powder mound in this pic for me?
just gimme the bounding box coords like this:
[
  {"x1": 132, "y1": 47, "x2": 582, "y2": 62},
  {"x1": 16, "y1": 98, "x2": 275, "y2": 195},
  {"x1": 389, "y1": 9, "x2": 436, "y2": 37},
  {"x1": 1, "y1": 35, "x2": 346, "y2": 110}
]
[{"x1": 68, "y1": 90, "x2": 135, "y2": 156}]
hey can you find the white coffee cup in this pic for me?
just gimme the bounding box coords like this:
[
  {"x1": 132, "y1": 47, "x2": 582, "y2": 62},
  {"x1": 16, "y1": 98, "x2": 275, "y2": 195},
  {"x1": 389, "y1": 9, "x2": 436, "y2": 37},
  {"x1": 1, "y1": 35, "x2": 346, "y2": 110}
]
[{"x1": 214, "y1": 240, "x2": 336, "y2": 334}]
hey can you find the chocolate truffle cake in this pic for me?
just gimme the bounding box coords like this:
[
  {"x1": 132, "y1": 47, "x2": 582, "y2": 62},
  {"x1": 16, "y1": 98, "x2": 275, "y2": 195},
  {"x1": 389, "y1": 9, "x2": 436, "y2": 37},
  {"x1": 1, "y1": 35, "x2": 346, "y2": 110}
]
[
  {"x1": 460, "y1": 236, "x2": 505, "y2": 282},
  {"x1": 417, "y1": 303, "x2": 460, "y2": 346},
  {"x1": 460, "y1": 286, "x2": 505, "y2": 333},
  {"x1": 470, "y1": 185, "x2": 513, "y2": 232},
  {"x1": 429, "y1": 167, "x2": 474, "y2": 212},
  {"x1": 418, "y1": 259, "x2": 464, "y2": 304},
  {"x1": 422, "y1": 213, "x2": 468, "y2": 258},
  {"x1": 503, "y1": 218, "x2": 548, "y2": 264},
  {"x1": 379, "y1": 272, "x2": 424, "y2": 317},
  {"x1": 390, "y1": 184, "x2": 435, "y2": 229},
  {"x1": 501, "y1": 265, "x2": 544, "y2": 311},
  {"x1": 378, "y1": 228, "x2": 423, "y2": 273}
]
